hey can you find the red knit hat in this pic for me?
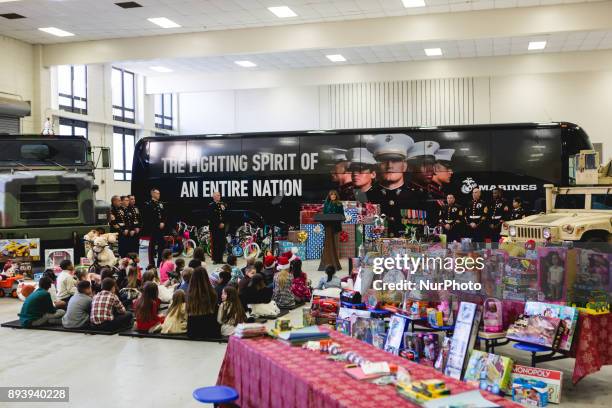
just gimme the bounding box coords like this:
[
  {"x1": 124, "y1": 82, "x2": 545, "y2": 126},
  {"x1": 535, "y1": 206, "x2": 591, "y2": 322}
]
[
  {"x1": 264, "y1": 255, "x2": 277, "y2": 268},
  {"x1": 276, "y1": 256, "x2": 290, "y2": 270}
]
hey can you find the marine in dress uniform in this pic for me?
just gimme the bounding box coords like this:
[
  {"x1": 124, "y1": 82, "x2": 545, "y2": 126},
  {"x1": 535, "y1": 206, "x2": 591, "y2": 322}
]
[
  {"x1": 346, "y1": 147, "x2": 378, "y2": 195},
  {"x1": 406, "y1": 141, "x2": 454, "y2": 226},
  {"x1": 144, "y1": 189, "x2": 168, "y2": 266},
  {"x1": 438, "y1": 194, "x2": 463, "y2": 243},
  {"x1": 365, "y1": 133, "x2": 425, "y2": 237},
  {"x1": 510, "y1": 197, "x2": 527, "y2": 220},
  {"x1": 464, "y1": 187, "x2": 488, "y2": 243},
  {"x1": 487, "y1": 188, "x2": 510, "y2": 242},
  {"x1": 328, "y1": 148, "x2": 355, "y2": 201},
  {"x1": 108, "y1": 195, "x2": 128, "y2": 257},
  {"x1": 209, "y1": 192, "x2": 228, "y2": 264},
  {"x1": 126, "y1": 195, "x2": 142, "y2": 254}
]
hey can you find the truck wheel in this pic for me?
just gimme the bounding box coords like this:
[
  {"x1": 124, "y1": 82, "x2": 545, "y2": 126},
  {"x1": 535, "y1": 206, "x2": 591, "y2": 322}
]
[{"x1": 581, "y1": 231, "x2": 611, "y2": 243}]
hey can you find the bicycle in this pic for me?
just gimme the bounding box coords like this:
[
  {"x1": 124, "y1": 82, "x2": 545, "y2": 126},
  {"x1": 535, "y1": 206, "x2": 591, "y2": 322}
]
[
  {"x1": 172, "y1": 221, "x2": 198, "y2": 257},
  {"x1": 196, "y1": 225, "x2": 212, "y2": 257}
]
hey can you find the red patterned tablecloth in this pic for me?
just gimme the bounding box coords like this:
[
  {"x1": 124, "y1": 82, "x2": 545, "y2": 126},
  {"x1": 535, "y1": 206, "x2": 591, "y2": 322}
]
[
  {"x1": 217, "y1": 329, "x2": 521, "y2": 408},
  {"x1": 571, "y1": 312, "x2": 612, "y2": 384}
]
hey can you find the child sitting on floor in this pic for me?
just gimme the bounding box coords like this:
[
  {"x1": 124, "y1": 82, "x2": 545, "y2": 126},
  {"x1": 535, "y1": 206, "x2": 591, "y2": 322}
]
[
  {"x1": 290, "y1": 259, "x2": 311, "y2": 303},
  {"x1": 171, "y1": 258, "x2": 185, "y2": 284},
  {"x1": 142, "y1": 270, "x2": 173, "y2": 303},
  {"x1": 217, "y1": 286, "x2": 246, "y2": 336},
  {"x1": 119, "y1": 266, "x2": 141, "y2": 310},
  {"x1": 227, "y1": 255, "x2": 243, "y2": 286},
  {"x1": 161, "y1": 289, "x2": 188, "y2": 334},
  {"x1": 134, "y1": 281, "x2": 165, "y2": 333},
  {"x1": 317, "y1": 265, "x2": 342, "y2": 290},
  {"x1": 158, "y1": 249, "x2": 175, "y2": 284}
]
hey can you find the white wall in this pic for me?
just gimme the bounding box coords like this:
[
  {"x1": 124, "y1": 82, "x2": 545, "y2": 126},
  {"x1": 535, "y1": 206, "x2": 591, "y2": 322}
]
[
  {"x1": 178, "y1": 71, "x2": 612, "y2": 160},
  {"x1": 0, "y1": 35, "x2": 34, "y2": 133}
]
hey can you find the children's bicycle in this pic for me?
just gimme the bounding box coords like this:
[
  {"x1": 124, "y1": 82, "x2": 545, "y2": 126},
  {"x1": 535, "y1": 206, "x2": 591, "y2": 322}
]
[
  {"x1": 172, "y1": 221, "x2": 198, "y2": 257},
  {"x1": 196, "y1": 225, "x2": 212, "y2": 257}
]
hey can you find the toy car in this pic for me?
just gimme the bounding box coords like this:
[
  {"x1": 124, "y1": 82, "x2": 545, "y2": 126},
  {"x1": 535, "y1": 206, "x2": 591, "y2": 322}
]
[{"x1": 0, "y1": 275, "x2": 24, "y2": 298}]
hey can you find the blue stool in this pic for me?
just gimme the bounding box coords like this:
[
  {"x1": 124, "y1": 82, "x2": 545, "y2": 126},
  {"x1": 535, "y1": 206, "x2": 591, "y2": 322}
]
[
  {"x1": 193, "y1": 386, "x2": 239, "y2": 407},
  {"x1": 513, "y1": 342, "x2": 551, "y2": 367}
]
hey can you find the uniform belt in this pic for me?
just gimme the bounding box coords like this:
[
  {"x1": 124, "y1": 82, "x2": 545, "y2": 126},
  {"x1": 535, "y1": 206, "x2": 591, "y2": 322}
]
[
  {"x1": 468, "y1": 216, "x2": 481, "y2": 219},
  {"x1": 491, "y1": 216, "x2": 502, "y2": 220},
  {"x1": 444, "y1": 219, "x2": 455, "y2": 223},
  {"x1": 118, "y1": 223, "x2": 125, "y2": 226}
]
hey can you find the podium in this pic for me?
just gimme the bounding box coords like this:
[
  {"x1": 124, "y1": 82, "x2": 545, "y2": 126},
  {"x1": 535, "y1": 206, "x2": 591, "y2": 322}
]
[{"x1": 314, "y1": 213, "x2": 345, "y2": 271}]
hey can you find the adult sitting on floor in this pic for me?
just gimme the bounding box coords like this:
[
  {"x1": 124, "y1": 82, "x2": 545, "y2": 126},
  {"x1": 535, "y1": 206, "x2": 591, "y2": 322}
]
[
  {"x1": 19, "y1": 276, "x2": 66, "y2": 328},
  {"x1": 186, "y1": 266, "x2": 221, "y2": 339},
  {"x1": 62, "y1": 280, "x2": 93, "y2": 329},
  {"x1": 90, "y1": 278, "x2": 133, "y2": 332}
]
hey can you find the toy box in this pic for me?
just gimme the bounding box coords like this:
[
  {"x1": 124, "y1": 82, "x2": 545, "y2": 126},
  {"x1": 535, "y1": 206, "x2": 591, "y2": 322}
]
[
  {"x1": 483, "y1": 298, "x2": 503, "y2": 333},
  {"x1": 507, "y1": 315, "x2": 561, "y2": 348},
  {"x1": 512, "y1": 378, "x2": 549, "y2": 407},
  {"x1": 384, "y1": 313, "x2": 409, "y2": 355},
  {"x1": 463, "y1": 350, "x2": 514, "y2": 395},
  {"x1": 523, "y1": 302, "x2": 579, "y2": 351},
  {"x1": 277, "y1": 241, "x2": 306, "y2": 260},
  {"x1": 427, "y1": 308, "x2": 444, "y2": 327},
  {"x1": 512, "y1": 364, "x2": 562, "y2": 404},
  {"x1": 503, "y1": 257, "x2": 539, "y2": 301},
  {"x1": 537, "y1": 247, "x2": 568, "y2": 302}
]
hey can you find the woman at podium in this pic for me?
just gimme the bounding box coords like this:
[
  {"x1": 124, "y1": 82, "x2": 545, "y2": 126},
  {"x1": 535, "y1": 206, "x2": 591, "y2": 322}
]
[{"x1": 320, "y1": 190, "x2": 344, "y2": 271}]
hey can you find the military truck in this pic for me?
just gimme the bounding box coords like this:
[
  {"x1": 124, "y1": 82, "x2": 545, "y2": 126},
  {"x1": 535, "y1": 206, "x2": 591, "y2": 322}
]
[
  {"x1": 501, "y1": 150, "x2": 611, "y2": 243},
  {"x1": 0, "y1": 136, "x2": 109, "y2": 263}
]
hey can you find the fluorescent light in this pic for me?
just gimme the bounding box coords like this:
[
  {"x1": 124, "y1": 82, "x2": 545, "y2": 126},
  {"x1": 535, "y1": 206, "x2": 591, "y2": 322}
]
[
  {"x1": 402, "y1": 0, "x2": 426, "y2": 7},
  {"x1": 38, "y1": 27, "x2": 74, "y2": 37},
  {"x1": 0, "y1": 0, "x2": 22, "y2": 3},
  {"x1": 530, "y1": 153, "x2": 544, "y2": 157},
  {"x1": 528, "y1": 41, "x2": 547, "y2": 50},
  {"x1": 235, "y1": 60, "x2": 257, "y2": 67},
  {"x1": 149, "y1": 66, "x2": 173, "y2": 73},
  {"x1": 268, "y1": 6, "x2": 297, "y2": 18},
  {"x1": 532, "y1": 145, "x2": 547, "y2": 149},
  {"x1": 326, "y1": 54, "x2": 346, "y2": 62},
  {"x1": 279, "y1": 139, "x2": 297, "y2": 145},
  {"x1": 424, "y1": 48, "x2": 443, "y2": 57},
  {"x1": 148, "y1": 17, "x2": 181, "y2": 28},
  {"x1": 460, "y1": 147, "x2": 470, "y2": 151}
]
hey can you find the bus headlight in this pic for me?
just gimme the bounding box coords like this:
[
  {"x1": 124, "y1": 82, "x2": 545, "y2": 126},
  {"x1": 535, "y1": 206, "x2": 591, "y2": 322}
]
[
  {"x1": 562, "y1": 224, "x2": 574, "y2": 233},
  {"x1": 509, "y1": 226, "x2": 517, "y2": 237},
  {"x1": 543, "y1": 227, "x2": 552, "y2": 239}
]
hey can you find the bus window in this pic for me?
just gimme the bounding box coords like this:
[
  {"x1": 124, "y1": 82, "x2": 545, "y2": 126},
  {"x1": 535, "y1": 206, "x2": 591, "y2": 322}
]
[
  {"x1": 554, "y1": 194, "x2": 585, "y2": 209},
  {"x1": 491, "y1": 128, "x2": 561, "y2": 183},
  {"x1": 591, "y1": 194, "x2": 612, "y2": 210}
]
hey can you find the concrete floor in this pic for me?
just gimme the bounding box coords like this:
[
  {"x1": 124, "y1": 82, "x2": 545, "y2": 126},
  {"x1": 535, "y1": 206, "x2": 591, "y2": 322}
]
[{"x1": 1, "y1": 258, "x2": 611, "y2": 407}]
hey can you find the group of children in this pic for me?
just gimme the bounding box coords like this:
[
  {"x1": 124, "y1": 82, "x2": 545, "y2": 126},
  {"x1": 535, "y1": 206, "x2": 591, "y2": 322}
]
[{"x1": 18, "y1": 247, "x2": 343, "y2": 338}]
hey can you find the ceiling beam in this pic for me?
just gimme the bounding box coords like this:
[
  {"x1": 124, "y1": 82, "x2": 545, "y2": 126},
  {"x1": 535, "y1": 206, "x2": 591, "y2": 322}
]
[
  {"x1": 42, "y1": 2, "x2": 612, "y2": 66},
  {"x1": 144, "y1": 49, "x2": 612, "y2": 93}
]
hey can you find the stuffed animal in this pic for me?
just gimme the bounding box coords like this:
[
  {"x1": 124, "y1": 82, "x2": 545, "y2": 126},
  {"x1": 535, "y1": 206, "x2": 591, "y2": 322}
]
[{"x1": 87, "y1": 236, "x2": 117, "y2": 267}]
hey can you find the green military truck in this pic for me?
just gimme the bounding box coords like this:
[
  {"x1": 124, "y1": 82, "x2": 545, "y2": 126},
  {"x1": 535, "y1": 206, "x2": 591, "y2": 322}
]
[{"x1": 0, "y1": 135, "x2": 109, "y2": 264}]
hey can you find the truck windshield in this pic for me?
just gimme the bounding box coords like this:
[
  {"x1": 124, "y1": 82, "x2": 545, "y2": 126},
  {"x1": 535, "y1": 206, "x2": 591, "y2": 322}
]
[
  {"x1": 0, "y1": 139, "x2": 87, "y2": 166},
  {"x1": 554, "y1": 194, "x2": 585, "y2": 209}
]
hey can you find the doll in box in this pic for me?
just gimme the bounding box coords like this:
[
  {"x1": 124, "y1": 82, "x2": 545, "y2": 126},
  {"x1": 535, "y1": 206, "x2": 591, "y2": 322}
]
[
  {"x1": 542, "y1": 251, "x2": 566, "y2": 301},
  {"x1": 483, "y1": 298, "x2": 503, "y2": 333}
]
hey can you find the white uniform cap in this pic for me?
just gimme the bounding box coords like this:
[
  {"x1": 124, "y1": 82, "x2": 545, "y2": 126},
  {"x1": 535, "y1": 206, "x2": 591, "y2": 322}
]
[
  {"x1": 365, "y1": 133, "x2": 414, "y2": 161},
  {"x1": 407, "y1": 140, "x2": 440, "y2": 159},
  {"x1": 346, "y1": 147, "x2": 377, "y2": 167},
  {"x1": 435, "y1": 148, "x2": 455, "y2": 162}
]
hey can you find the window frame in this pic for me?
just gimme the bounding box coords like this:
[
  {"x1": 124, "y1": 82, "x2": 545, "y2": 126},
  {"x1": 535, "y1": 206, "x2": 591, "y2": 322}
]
[
  {"x1": 113, "y1": 126, "x2": 136, "y2": 181},
  {"x1": 154, "y1": 93, "x2": 173, "y2": 130},
  {"x1": 58, "y1": 65, "x2": 88, "y2": 115},
  {"x1": 58, "y1": 117, "x2": 88, "y2": 138},
  {"x1": 112, "y1": 67, "x2": 136, "y2": 124}
]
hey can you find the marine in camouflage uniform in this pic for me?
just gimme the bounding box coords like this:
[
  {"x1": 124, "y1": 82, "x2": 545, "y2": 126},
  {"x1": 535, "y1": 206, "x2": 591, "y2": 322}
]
[{"x1": 109, "y1": 195, "x2": 128, "y2": 257}]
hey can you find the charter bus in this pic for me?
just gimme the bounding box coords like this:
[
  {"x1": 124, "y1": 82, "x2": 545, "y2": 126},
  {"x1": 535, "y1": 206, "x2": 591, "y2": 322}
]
[{"x1": 131, "y1": 122, "x2": 592, "y2": 230}]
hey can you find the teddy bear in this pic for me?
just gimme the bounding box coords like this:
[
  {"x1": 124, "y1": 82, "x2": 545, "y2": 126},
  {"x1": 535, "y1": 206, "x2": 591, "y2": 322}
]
[
  {"x1": 87, "y1": 236, "x2": 117, "y2": 267},
  {"x1": 84, "y1": 230, "x2": 118, "y2": 254}
]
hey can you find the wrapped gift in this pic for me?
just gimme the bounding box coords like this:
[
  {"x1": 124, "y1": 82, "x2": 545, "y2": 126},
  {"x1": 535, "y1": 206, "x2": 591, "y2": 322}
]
[
  {"x1": 277, "y1": 241, "x2": 307, "y2": 260},
  {"x1": 343, "y1": 207, "x2": 359, "y2": 224},
  {"x1": 287, "y1": 230, "x2": 301, "y2": 243},
  {"x1": 358, "y1": 202, "x2": 380, "y2": 224},
  {"x1": 300, "y1": 210, "x2": 318, "y2": 225},
  {"x1": 377, "y1": 238, "x2": 409, "y2": 257},
  {"x1": 301, "y1": 223, "x2": 325, "y2": 260},
  {"x1": 342, "y1": 201, "x2": 359, "y2": 209},
  {"x1": 339, "y1": 224, "x2": 356, "y2": 258}
]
